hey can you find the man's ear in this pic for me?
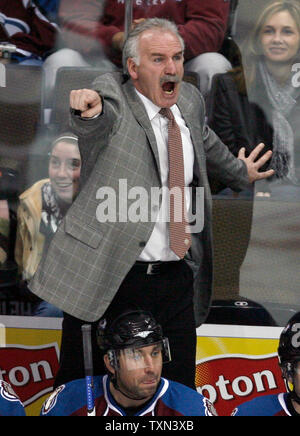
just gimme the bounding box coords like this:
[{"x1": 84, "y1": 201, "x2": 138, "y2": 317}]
[
  {"x1": 104, "y1": 353, "x2": 116, "y2": 375},
  {"x1": 127, "y1": 58, "x2": 138, "y2": 80}
]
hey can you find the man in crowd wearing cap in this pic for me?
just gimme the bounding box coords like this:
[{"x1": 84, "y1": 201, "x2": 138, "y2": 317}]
[{"x1": 40, "y1": 310, "x2": 218, "y2": 416}]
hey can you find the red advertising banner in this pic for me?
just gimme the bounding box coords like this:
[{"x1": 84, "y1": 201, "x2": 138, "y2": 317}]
[
  {"x1": 0, "y1": 316, "x2": 62, "y2": 415},
  {"x1": 0, "y1": 344, "x2": 59, "y2": 406},
  {"x1": 195, "y1": 353, "x2": 286, "y2": 416},
  {"x1": 196, "y1": 324, "x2": 284, "y2": 416}
]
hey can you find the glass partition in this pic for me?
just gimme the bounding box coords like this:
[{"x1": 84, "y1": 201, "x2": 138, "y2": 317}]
[{"x1": 0, "y1": 0, "x2": 299, "y2": 327}]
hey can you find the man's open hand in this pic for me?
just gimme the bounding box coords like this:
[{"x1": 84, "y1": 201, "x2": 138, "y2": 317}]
[{"x1": 238, "y1": 143, "x2": 275, "y2": 183}]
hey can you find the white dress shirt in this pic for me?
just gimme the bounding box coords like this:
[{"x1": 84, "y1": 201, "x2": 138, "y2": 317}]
[{"x1": 136, "y1": 90, "x2": 195, "y2": 261}]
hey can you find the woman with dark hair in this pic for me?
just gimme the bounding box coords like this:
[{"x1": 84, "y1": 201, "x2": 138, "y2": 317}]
[{"x1": 15, "y1": 133, "x2": 81, "y2": 317}]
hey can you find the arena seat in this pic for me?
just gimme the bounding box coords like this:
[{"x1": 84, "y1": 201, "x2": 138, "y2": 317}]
[
  {"x1": 220, "y1": 0, "x2": 241, "y2": 68},
  {"x1": 48, "y1": 66, "x2": 107, "y2": 131},
  {"x1": 205, "y1": 299, "x2": 299, "y2": 327},
  {"x1": 205, "y1": 299, "x2": 278, "y2": 326},
  {"x1": 0, "y1": 64, "x2": 43, "y2": 164}
]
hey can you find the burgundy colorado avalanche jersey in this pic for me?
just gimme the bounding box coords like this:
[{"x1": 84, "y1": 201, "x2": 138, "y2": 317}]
[
  {"x1": 41, "y1": 375, "x2": 217, "y2": 416},
  {"x1": 232, "y1": 393, "x2": 296, "y2": 416}
]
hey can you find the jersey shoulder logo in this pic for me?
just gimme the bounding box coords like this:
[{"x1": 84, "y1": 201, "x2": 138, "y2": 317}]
[
  {"x1": 41, "y1": 385, "x2": 65, "y2": 415},
  {"x1": 0, "y1": 381, "x2": 22, "y2": 403},
  {"x1": 203, "y1": 397, "x2": 218, "y2": 416}
]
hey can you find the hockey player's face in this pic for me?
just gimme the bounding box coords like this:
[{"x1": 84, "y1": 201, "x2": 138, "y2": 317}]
[
  {"x1": 116, "y1": 344, "x2": 163, "y2": 402},
  {"x1": 293, "y1": 362, "x2": 300, "y2": 395},
  {"x1": 128, "y1": 29, "x2": 184, "y2": 108}
]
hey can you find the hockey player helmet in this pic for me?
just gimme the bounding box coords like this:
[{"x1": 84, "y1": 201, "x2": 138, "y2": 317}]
[
  {"x1": 278, "y1": 312, "x2": 300, "y2": 401},
  {"x1": 97, "y1": 310, "x2": 171, "y2": 370},
  {"x1": 278, "y1": 312, "x2": 300, "y2": 365}
]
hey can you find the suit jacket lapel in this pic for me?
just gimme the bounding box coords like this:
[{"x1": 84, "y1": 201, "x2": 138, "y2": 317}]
[
  {"x1": 177, "y1": 89, "x2": 205, "y2": 183},
  {"x1": 123, "y1": 79, "x2": 161, "y2": 181}
]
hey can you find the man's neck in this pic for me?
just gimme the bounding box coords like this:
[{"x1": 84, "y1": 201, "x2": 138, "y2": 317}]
[{"x1": 109, "y1": 381, "x2": 151, "y2": 409}]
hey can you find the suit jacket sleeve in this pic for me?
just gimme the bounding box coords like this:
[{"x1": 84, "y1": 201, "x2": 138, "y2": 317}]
[
  {"x1": 203, "y1": 117, "x2": 250, "y2": 192},
  {"x1": 69, "y1": 73, "x2": 124, "y2": 183},
  {"x1": 185, "y1": 81, "x2": 249, "y2": 192}
]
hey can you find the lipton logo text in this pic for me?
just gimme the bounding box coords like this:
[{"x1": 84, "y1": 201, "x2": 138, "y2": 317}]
[
  {"x1": 0, "y1": 343, "x2": 60, "y2": 406},
  {"x1": 196, "y1": 354, "x2": 286, "y2": 416}
]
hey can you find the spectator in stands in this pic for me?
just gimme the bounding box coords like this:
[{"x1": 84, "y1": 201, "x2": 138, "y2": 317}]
[
  {"x1": 0, "y1": 380, "x2": 26, "y2": 416},
  {"x1": 0, "y1": 0, "x2": 58, "y2": 66},
  {"x1": 15, "y1": 133, "x2": 81, "y2": 317},
  {"x1": 208, "y1": 0, "x2": 300, "y2": 199},
  {"x1": 207, "y1": 0, "x2": 300, "y2": 300},
  {"x1": 44, "y1": 0, "x2": 232, "y2": 99},
  {"x1": 233, "y1": 312, "x2": 300, "y2": 416}
]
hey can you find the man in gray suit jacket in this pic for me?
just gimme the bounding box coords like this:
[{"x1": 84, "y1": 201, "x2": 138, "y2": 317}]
[{"x1": 29, "y1": 18, "x2": 274, "y2": 389}]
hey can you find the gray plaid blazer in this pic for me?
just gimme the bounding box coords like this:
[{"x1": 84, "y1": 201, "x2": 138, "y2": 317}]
[{"x1": 29, "y1": 72, "x2": 249, "y2": 325}]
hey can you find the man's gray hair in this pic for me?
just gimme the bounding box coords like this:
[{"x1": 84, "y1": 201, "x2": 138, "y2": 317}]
[{"x1": 122, "y1": 18, "x2": 185, "y2": 73}]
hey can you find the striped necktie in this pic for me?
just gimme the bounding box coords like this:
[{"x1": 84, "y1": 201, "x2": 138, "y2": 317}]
[{"x1": 160, "y1": 107, "x2": 191, "y2": 258}]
